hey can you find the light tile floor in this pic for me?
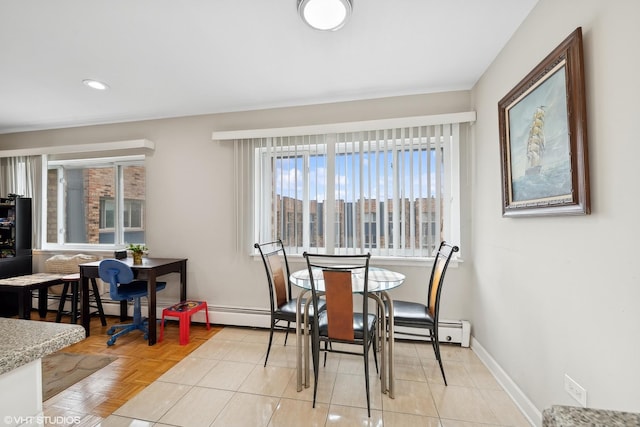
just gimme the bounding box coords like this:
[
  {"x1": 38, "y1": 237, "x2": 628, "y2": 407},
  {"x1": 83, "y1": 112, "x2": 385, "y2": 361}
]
[{"x1": 101, "y1": 327, "x2": 532, "y2": 426}]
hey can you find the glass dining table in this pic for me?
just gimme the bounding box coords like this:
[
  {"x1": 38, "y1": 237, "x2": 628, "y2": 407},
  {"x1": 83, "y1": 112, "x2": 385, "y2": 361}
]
[{"x1": 290, "y1": 266, "x2": 405, "y2": 398}]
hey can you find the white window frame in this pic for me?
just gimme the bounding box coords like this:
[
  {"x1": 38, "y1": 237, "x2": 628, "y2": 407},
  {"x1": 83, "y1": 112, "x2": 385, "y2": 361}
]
[
  {"x1": 254, "y1": 132, "x2": 459, "y2": 258},
  {"x1": 218, "y1": 112, "x2": 473, "y2": 262},
  {"x1": 42, "y1": 154, "x2": 146, "y2": 251}
]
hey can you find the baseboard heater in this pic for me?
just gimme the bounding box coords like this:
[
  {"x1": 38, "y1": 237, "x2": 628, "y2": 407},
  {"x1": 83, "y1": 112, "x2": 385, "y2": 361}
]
[
  {"x1": 43, "y1": 297, "x2": 471, "y2": 348},
  {"x1": 207, "y1": 305, "x2": 471, "y2": 348},
  {"x1": 394, "y1": 320, "x2": 471, "y2": 348}
]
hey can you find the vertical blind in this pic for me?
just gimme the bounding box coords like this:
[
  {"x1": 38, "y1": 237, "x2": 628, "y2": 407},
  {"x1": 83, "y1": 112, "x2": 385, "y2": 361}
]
[{"x1": 234, "y1": 122, "x2": 461, "y2": 258}]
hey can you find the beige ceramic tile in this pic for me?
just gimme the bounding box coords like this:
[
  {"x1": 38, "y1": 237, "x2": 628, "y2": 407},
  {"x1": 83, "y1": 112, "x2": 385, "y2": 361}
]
[
  {"x1": 264, "y1": 342, "x2": 299, "y2": 369},
  {"x1": 157, "y1": 386, "x2": 234, "y2": 426},
  {"x1": 394, "y1": 362, "x2": 428, "y2": 382},
  {"x1": 196, "y1": 360, "x2": 255, "y2": 391},
  {"x1": 97, "y1": 415, "x2": 155, "y2": 426},
  {"x1": 446, "y1": 346, "x2": 483, "y2": 365},
  {"x1": 189, "y1": 338, "x2": 234, "y2": 360},
  {"x1": 414, "y1": 341, "x2": 438, "y2": 360},
  {"x1": 210, "y1": 392, "x2": 279, "y2": 427},
  {"x1": 479, "y1": 388, "x2": 531, "y2": 427},
  {"x1": 330, "y1": 372, "x2": 383, "y2": 410},
  {"x1": 238, "y1": 364, "x2": 295, "y2": 397},
  {"x1": 382, "y1": 379, "x2": 438, "y2": 417},
  {"x1": 156, "y1": 356, "x2": 217, "y2": 385},
  {"x1": 383, "y1": 411, "x2": 443, "y2": 427},
  {"x1": 113, "y1": 381, "x2": 190, "y2": 422},
  {"x1": 440, "y1": 419, "x2": 503, "y2": 427},
  {"x1": 430, "y1": 384, "x2": 500, "y2": 425},
  {"x1": 210, "y1": 326, "x2": 253, "y2": 341},
  {"x1": 282, "y1": 367, "x2": 336, "y2": 404},
  {"x1": 336, "y1": 354, "x2": 378, "y2": 376},
  {"x1": 394, "y1": 351, "x2": 423, "y2": 369},
  {"x1": 392, "y1": 340, "x2": 420, "y2": 358},
  {"x1": 325, "y1": 404, "x2": 383, "y2": 426},
  {"x1": 241, "y1": 327, "x2": 288, "y2": 345},
  {"x1": 464, "y1": 362, "x2": 502, "y2": 390},
  {"x1": 267, "y1": 397, "x2": 329, "y2": 427},
  {"x1": 423, "y1": 359, "x2": 475, "y2": 387},
  {"x1": 221, "y1": 340, "x2": 268, "y2": 364},
  {"x1": 439, "y1": 343, "x2": 467, "y2": 361}
]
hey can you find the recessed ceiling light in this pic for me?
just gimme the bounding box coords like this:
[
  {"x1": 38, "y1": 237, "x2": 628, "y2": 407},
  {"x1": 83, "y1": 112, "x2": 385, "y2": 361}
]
[
  {"x1": 82, "y1": 79, "x2": 109, "y2": 90},
  {"x1": 298, "y1": 0, "x2": 352, "y2": 31}
]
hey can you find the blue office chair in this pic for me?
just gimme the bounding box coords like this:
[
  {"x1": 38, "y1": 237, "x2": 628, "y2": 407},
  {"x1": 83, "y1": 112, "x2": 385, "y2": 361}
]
[{"x1": 98, "y1": 259, "x2": 167, "y2": 346}]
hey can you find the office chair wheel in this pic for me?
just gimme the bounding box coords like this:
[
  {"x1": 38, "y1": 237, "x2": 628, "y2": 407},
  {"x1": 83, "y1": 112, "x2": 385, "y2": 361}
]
[
  {"x1": 107, "y1": 326, "x2": 116, "y2": 335},
  {"x1": 107, "y1": 337, "x2": 116, "y2": 346}
]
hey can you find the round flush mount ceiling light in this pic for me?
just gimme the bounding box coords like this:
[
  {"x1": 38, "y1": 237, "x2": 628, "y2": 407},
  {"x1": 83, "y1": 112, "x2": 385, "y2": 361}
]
[
  {"x1": 82, "y1": 79, "x2": 109, "y2": 90},
  {"x1": 298, "y1": 0, "x2": 352, "y2": 31}
]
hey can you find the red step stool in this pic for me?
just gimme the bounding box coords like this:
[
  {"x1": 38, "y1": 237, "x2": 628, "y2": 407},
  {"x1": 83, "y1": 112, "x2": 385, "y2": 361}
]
[{"x1": 159, "y1": 300, "x2": 210, "y2": 345}]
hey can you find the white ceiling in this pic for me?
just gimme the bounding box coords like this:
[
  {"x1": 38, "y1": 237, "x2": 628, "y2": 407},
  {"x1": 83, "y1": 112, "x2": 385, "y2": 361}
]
[{"x1": 0, "y1": 0, "x2": 538, "y2": 135}]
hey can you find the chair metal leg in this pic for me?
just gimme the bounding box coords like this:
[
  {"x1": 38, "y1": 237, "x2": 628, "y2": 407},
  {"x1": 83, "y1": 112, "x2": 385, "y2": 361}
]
[
  {"x1": 284, "y1": 321, "x2": 290, "y2": 346},
  {"x1": 431, "y1": 327, "x2": 447, "y2": 385},
  {"x1": 311, "y1": 329, "x2": 320, "y2": 409},
  {"x1": 363, "y1": 340, "x2": 371, "y2": 417},
  {"x1": 264, "y1": 320, "x2": 275, "y2": 367},
  {"x1": 372, "y1": 336, "x2": 379, "y2": 375}
]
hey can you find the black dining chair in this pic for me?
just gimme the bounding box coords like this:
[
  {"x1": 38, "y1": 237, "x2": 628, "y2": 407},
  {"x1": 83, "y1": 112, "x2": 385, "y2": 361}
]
[
  {"x1": 387, "y1": 241, "x2": 458, "y2": 385},
  {"x1": 255, "y1": 239, "x2": 325, "y2": 367},
  {"x1": 303, "y1": 252, "x2": 378, "y2": 417}
]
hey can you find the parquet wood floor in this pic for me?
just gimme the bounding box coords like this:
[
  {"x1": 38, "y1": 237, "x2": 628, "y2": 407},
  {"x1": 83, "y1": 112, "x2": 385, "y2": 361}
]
[{"x1": 33, "y1": 310, "x2": 222, "y2": 422}]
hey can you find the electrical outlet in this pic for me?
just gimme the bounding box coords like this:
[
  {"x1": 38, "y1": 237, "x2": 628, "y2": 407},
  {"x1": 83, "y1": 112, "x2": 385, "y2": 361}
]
[{"x1": 564, "y1": 374, "x2": 587, "y2": 407}]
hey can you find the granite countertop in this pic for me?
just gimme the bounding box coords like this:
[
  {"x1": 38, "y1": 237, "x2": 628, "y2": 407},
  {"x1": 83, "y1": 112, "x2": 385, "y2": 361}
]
[
  {"x1": 543, "y1": 405, "x2": 640, "y2": 427},
  {"x1": 0, "y1": 318, "x2": 85, "y2": 376}
]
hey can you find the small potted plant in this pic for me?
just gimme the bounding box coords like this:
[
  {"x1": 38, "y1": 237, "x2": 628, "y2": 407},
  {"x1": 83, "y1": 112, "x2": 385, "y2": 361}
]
[{"x1": 127, "y1": 243, "x2": 147, "y2": 265}]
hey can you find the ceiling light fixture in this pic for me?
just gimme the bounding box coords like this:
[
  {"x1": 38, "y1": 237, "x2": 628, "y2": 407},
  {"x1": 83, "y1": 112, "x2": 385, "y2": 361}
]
[
  {"x1": 298, "y1": 0, "x2": 352, "y2": 31},
  {"x1": 82, "y1": 79, "x2": 109, "y2": 91}
]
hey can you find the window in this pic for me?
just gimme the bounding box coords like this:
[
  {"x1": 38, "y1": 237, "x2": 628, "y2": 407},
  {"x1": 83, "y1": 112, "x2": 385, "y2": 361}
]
[
  {"x1": 233, "y1": 118, "x2": 465, "y2": 259},
  {"x1": 45, "y1": 156, "x2": 146, "y2": 248}
]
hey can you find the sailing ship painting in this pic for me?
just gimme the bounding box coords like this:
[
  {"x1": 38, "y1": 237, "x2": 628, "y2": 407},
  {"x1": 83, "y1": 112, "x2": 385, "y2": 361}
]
[
  {"x1": 525, "y1": 106, "x2": 545, "y2": 176},
  {"x1": 499, "y1": 27, "x2": 589, "y2": 216},
  {"x1": 507, "y1": 63, "x2": 572, "y2": 204}
]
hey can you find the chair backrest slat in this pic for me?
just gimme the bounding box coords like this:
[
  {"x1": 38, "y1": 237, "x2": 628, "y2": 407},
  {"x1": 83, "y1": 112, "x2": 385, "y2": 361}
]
[
  {"x1": 303, "y1": 252, "x2": 371, "y2": 342},
  {"x1": 427, "y1": 242, "x2": 459, "y2": 319},
  {"x1": 267, "y1": 254, "x2": 288, "y2": 308},
  {"x1": 255, "y1": 239, "x2": 292, "y2": 310},
  {"x1": 323, "y1": 270, "x2": 355, "y2": 341}
]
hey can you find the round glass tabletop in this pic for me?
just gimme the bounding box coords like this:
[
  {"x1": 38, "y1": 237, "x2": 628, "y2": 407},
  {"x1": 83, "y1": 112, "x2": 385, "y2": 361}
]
[{"x1": 290, "y1": 266, "x2": 405, "y2": 292}]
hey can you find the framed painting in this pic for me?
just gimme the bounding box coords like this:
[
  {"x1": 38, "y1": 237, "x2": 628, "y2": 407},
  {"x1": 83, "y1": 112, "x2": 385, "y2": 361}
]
[{"x1": 498, "y1": 27, "x2": 590, "y2": 217}]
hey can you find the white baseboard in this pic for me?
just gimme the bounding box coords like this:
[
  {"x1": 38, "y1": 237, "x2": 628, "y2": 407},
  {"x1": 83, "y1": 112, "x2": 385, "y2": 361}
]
[{"x1": 471, "y1": 336, "x2": 541, "y2": 427}]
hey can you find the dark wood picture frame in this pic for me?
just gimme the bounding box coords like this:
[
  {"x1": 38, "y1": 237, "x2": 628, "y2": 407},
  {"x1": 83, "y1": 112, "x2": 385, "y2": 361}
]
[{"x1": 498, "y1": 27, "x2": 590, "y2": 217}]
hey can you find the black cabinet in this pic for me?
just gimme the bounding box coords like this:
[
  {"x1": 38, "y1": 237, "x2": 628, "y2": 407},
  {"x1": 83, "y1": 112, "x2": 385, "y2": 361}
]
[{"x1": 0, "y1": 197, "x2": 32, "y2": 316}]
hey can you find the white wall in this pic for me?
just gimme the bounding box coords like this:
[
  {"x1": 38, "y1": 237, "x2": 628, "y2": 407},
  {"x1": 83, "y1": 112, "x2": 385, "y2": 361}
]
[
  {"x1": 471, "y1": 0, "x2": 640, "y2": 421},
  {"x1": 0, "y1": 91, "x2": 474, "y2": 324}
]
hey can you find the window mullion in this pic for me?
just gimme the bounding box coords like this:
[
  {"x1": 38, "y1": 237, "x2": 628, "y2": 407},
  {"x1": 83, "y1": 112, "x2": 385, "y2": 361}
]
[
  {"x1": 325, "y1": 134, "x2": 336, "y2": 254},
  {"x1": 56, "y1": 166, "x2": 64, "y2": 244},
  {"x1": 116, "y1": 164, "x2": 124, "y2": 245},
  {"x1": 302, "y1": 137, "x2": 310, "y2": 251}
]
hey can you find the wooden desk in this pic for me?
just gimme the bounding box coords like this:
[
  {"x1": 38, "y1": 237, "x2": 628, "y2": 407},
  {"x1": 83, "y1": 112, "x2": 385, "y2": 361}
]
[
  {"x1": 0, "y1": 273, "x2": 65, "y2": 319},
  {"x1": 79, "y1": 258, "x2": 187, "y2": 345}
]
